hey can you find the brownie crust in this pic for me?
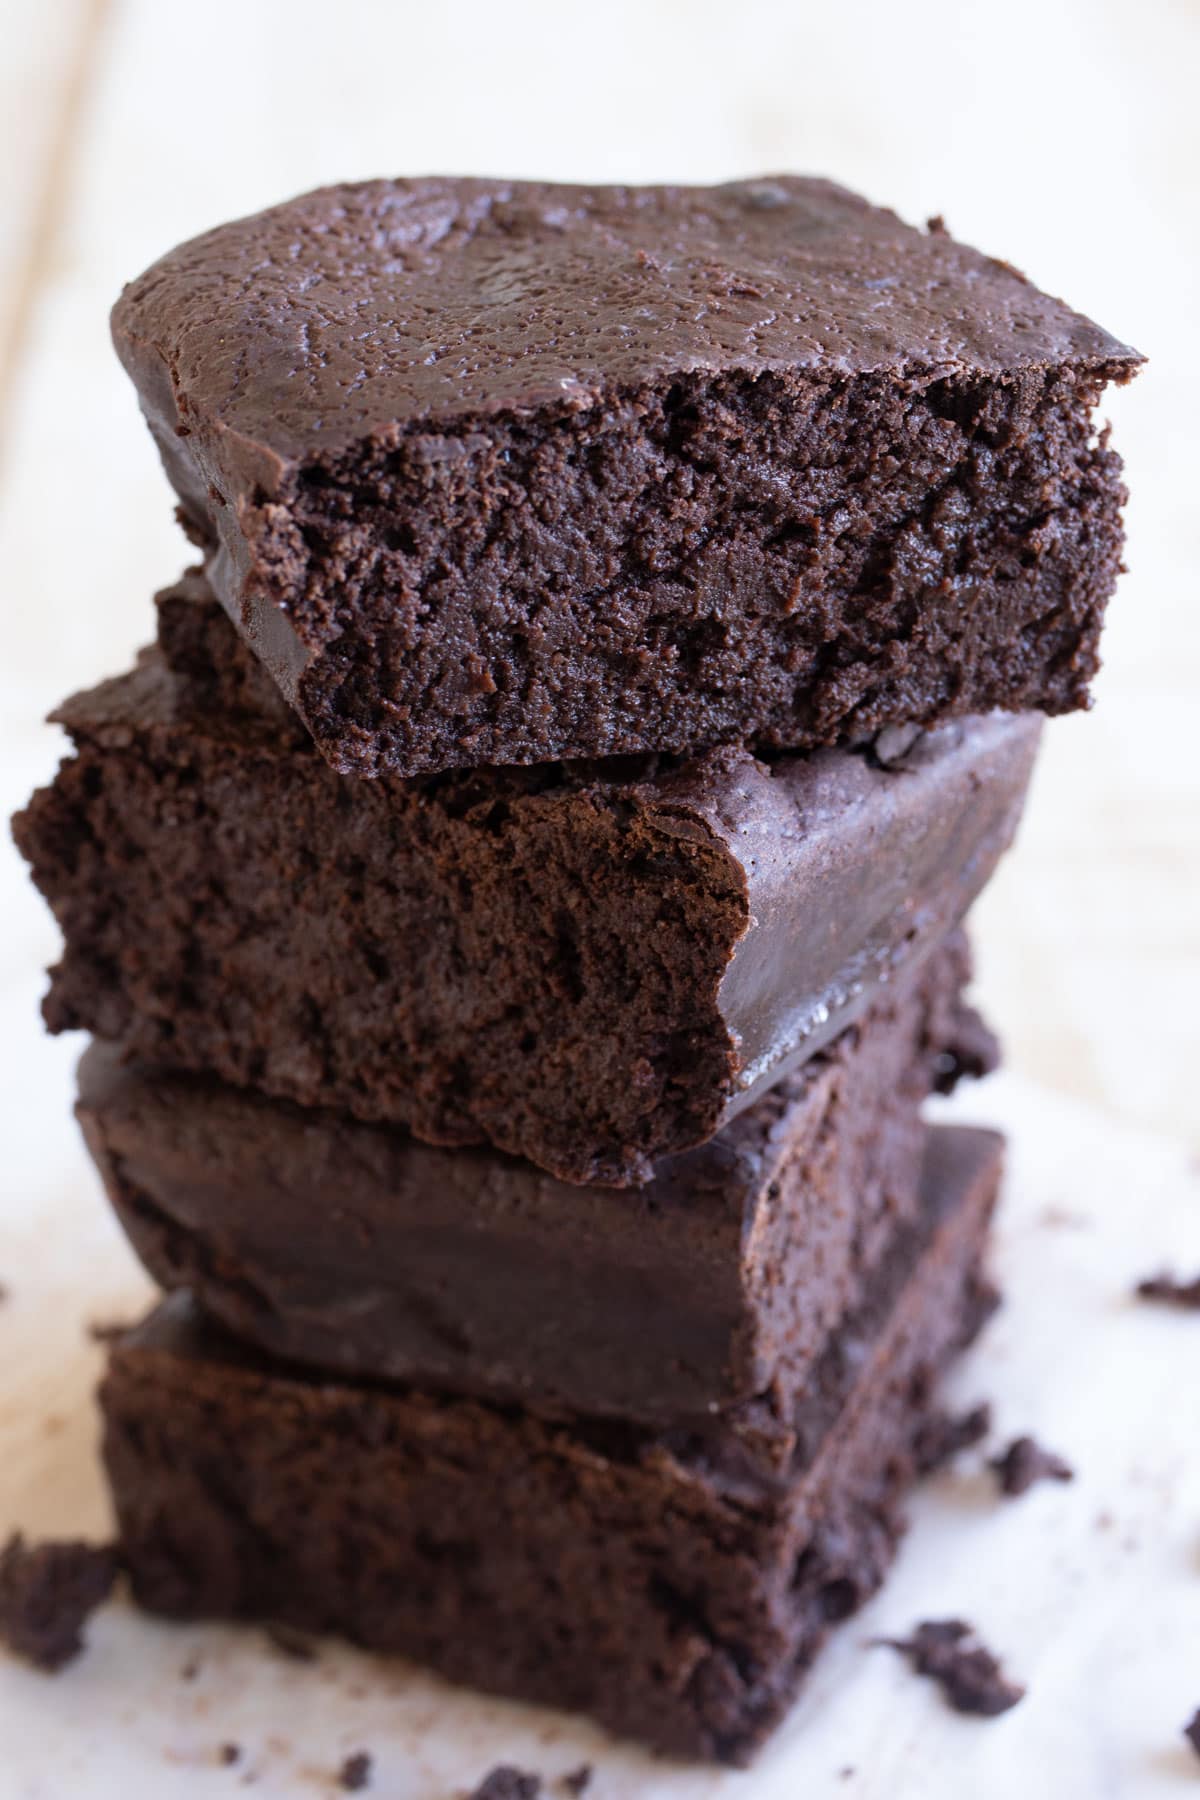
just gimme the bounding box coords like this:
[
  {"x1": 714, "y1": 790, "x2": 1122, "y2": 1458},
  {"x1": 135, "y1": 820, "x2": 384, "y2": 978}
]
[
  {"x1": 15, "y1": 582, "x2": 1038, "y2": 1185},
  {"x1": 112, "y1": 177, "x2": 1140, "y2": 777},
  {"x1": 101, "y1": 1126, "x2": 1003, "y2": 1763},
  {"x1": 78, "y1": 935, "x2": 992, "y2": 1431}
]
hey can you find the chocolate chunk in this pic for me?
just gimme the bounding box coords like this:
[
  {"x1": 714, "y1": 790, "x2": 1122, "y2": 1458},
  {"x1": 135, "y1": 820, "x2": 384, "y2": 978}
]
[
  {"x1": 0, "y1": 1534, "x2": 118, "y2": 1670},
  {"x1": 1136, "y1": 1272, "x2": 1200, "y2": 1310},
  {"x1": 339, "y1": 1751, "x2": 371, "y2": 1791},
  {"x1": 988, "y1": 1436, "x2": 1074, "y2": 1497},
  {"x1": 880, "y1": 1619, "x2": 1024, "y2": 1716},
  {"x1": 912, "y1": 1401, "x2": 992, "y2": 1473},
  {"x1": 468, "y1": 1770, "x2": 541, "y2": 1800}
]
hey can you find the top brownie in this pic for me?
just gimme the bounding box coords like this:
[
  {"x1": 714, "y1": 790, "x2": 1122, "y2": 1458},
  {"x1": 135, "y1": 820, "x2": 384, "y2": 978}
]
[{"x1": 113, "y1": 176, "x2": 1140, "y2": 777}]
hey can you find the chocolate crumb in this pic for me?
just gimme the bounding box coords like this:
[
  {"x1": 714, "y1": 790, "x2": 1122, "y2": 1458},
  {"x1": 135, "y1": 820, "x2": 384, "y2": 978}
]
[
  {"x1": 181, "y1": 1653, "x2": 201, "y2": 1680},
  {"x1": 1184, "y1": 1709, "x2": 1200, "y2": 1760},
  {"x1": 0, "y1": 1534, "x2": 118, "y2": 1671},
  {"x1": 927, "y1": 214, "x2": 949, "y2": 235},
  {"x1": 560, "y1": 1768, "x2": 592, "y2": 1795},
  {"x1": 219, "y1": 1744, "x2": 241, "y2": 1766},
  {"x1": 1136, "y1": 1271, "x2": 1200, "y2": 1310},
  {"x1": 879, "y1": 1619, "x2": 1024, "y2": 1716},
  {"x1": 989, "y1": 1435, "x2": 1074, "y2": 1497},
  {"x1": 468, "y1": 1768, "x2": 542, "y2": 1800},
  {"x1": 264, "y1": 1622, "x2": 317, "y2": 1661},
  {"x1": 913, "y1": 1401, "x2": 992, "y2": 1473},
  {"x1": 339, "y1": 1750, "x2": 371, "y2": 1790}
]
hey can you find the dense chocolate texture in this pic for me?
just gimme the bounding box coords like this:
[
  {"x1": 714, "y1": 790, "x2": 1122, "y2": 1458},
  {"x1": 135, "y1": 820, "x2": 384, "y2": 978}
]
[
  {"x1": 102, "y1": 1126, "x2": 1002, "y2": 1763},
  {"x1": 0, "y1": 1535, "x2": 119, "y2": 1672},
  {"x1": 78, "y1": 937, "x2": 990, "y2": 1428},
  {"x1": 15, "y1": 583, "x2": 1038, "y2": 1185},
  {"x1": 111, "y1": 176, "x2": 1138, "y2": 778}
]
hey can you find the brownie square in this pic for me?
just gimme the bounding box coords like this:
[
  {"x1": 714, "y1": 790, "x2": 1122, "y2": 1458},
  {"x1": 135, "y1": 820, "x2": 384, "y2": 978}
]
[
  {"x1": 78, "y1": 933, "x2": 992, "y2": 1435},
  {"x1": 14, "y1": 578, "x2": 1038, "y2": 1185},
  {"x1": 111, "y1": 176, "x2": 1139, "y2": 777},
  {"x1": 101, "y1": 1126, "x2": 1003, "y2": 1764}
]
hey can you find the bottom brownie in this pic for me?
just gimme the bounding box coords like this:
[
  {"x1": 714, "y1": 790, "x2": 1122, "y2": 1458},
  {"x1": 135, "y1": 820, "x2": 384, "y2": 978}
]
[{"x1": 101, "y1": 1126, "x2": 1001, "y2": 1764}]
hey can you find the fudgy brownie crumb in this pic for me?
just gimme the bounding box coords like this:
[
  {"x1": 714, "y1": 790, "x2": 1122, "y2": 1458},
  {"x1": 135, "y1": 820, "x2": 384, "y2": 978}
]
[
  {"x1": 338, "y1": 1751, "x2": 371, "y2": 1790},
  {"x1": 559, "y1": 1769, "x2": 592, "y2": 1796},
  {"x1": 218, "y1": 1744, "x2": 241, "y2": 1766},
  {"x1": 0, "y1": 1534, "x2": 118, "y2": 1670},
  {"x1": 879, "y1": 1620, "x2": 1024, "y2": 1716},
  {"x1": 1184, "y1": 1709, "x2": 1200, "y2": 1760},
  {"x1": 912, "y1": 1401, "x2": 992, "y2": 1473},
  {"x1": 1136, "y1": 1271, "x2": 1200, "y2": 1310},
  {"x1": 989, "y1": 1435, "x2": 1074, "y2": 1497},
  {"x1": 468, "y1": 1769, "x2": 542, "y2": 1800}
]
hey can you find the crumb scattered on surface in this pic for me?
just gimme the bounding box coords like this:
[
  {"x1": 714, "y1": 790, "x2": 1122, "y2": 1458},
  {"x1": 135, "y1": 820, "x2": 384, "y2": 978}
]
[
  {"x1": 989, "y1": 1435, "x2": 1074, "y2": 1497},
  {"x1": 1136, "y1": 1271, "x2": 1200, "y2": 1310},
  {"x1": 878, "y1": 1619, "x2": 1025, "y2": 1716},
  {"x1": 181, "y1": 1653, "x2": 202, "y2": 1680},
  {"x1": 219, "y1": 1744, "x2": 241, "y2": 1766},
  {"x1": 339, "y1": 1751, "x2": 371, "y2": 1790},
  {"x1": 0, "y1": 1533, "x2": 118, "y2": 1671},
  {"x1": 1184, "y1": 1709, "x2": 1200, "y2": 1760},
  {"x1": 912, "y1": 1401, "x2": 991, "y2": 1473},
  {"x1": 560, "y1": 1767, "x2": 591, "y2": 1795},
  {"x1": 264, "y1": 1622, "x2": 318, "y2": 1661},
  {"x1": 468, "y1": 1768, "x2": 542, "y2": 1799}
]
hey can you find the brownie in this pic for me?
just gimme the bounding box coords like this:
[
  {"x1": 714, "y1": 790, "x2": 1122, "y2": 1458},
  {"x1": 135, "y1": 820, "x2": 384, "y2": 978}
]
[
  {"x1": 101, "y1": 1126, "x2": 1002, "y2": 1763},
  {"x1": 111, "y1": 177, "x2": 1139, "y2": 778},
  {"x1": 14, "y1": 585, "x2": 1038, "y2": 1185},
  {"x1": 77, "y1": 935, "x2": 990, "y2": 1430}
]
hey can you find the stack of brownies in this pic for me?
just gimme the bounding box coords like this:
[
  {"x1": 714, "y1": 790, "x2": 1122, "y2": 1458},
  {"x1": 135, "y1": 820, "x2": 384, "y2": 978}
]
[{"x1": 13, "y1": 177, "x2": 1138, "y2": 1763}]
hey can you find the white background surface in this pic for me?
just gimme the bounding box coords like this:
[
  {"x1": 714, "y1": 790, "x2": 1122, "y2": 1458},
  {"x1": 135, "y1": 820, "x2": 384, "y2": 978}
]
[{"x1": 0, "y1": 1, "x2": 1197, "y2": 1794}]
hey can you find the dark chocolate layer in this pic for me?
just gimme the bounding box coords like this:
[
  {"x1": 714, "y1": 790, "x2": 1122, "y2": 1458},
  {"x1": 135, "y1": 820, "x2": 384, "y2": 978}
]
[
  {"x1": 15, "y1": 582, "x2": 1038, "y2": 1185},
  {"x1": 78, "y1": 936, "x2": 992, "y2": 1429},
  {"x1": 102, "y1": 1126, "x2": 1002, "y2": 1764},
  {"x1": 112, "y1": 177, "x2": 1139, "y2": 776}
]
